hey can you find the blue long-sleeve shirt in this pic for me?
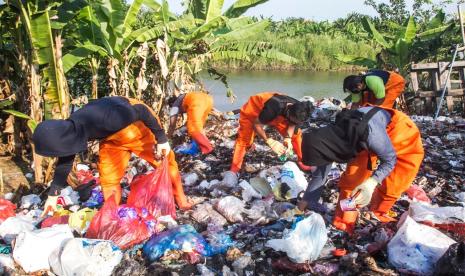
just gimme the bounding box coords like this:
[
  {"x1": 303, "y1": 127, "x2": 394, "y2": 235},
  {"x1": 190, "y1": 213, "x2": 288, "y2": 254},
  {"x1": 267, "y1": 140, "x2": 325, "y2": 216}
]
[{"x1": 303, "y1": 106, "x2": 397, "y2": 205}]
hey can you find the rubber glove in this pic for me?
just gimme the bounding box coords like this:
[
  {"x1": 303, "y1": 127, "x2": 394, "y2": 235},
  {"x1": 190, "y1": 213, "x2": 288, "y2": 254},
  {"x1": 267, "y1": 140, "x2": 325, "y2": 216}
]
[
  {"x1": 41, "y1": 195, "x2": 59, "y2": 217},
  {"x1": 266, "y1": 138, "x2": 286, "y2": 156},
  {"x1": 283, "y1": 137, "x2": 293, "y2": 153},
  {"x1": 156, "y1": 142, "x2": 171, "y2": 157},
  {"x1": 222, "y1": 170, "x2": 239, "y2": 187},
  {"x1": 351, "y1": 177, "x2": 378, "y2": 207}
]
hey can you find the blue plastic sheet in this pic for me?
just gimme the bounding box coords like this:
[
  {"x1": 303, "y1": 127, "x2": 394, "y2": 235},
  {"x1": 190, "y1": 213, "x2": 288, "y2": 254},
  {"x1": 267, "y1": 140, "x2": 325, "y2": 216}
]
[{"x1": 174, "y1": 141, "x2": 200, "y2": 155}]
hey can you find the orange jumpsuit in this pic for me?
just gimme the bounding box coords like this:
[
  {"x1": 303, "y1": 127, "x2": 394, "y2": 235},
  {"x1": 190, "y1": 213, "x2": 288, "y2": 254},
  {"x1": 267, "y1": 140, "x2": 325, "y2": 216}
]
[
  {"x1": 333, "y1": 106, "x2": 424, "y2": 233},
  {"x1": 99, "y1": 99, "x2": 190, "y2": 209},
  {"x1": 361, "y1": 71, "x2": 405, "y2": 108},
  {"x1": 230, "y1": 92, "x2": 304, "y2": 173},
  {"x1": 182, "y1": 92, "x2": 214, "y2": 154}
]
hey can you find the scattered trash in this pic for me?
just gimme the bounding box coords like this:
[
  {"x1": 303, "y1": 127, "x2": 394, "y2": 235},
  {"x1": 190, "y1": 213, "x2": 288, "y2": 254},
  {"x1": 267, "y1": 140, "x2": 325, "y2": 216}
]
[
  {"x1": 13, "y1": 224, "x2": 74, "y2": 273},
  {"x1": 0, "y1": 215, "x2": 36, "y2": 244},
  {"x1": 239, "y1": 180, "x2": 262, "y2": 202},
  {"x1": 271, "y1": 257, "x2": 312, "y2": 273},
  {"x1": 405, "y1": 184, "x2": 431, "y2": 203},
  {"x1": 0, "y1": 254, "x2": 15, "y2": 275},
  {"x1": 68, "y1": 207, "x2": 96, "y2": 234},
  {"x1": 266, "y1": 213, "x2": 328, "y2": 263},
  {"x1": 175, "y1": 140, "x2": 200, "y2": 155},
  {"x1": 183, "y1": 172, "x2": 199, "y2": 186},
  {"x1": 387, "y1": 215, "x2": 455, "y2": 275},
  {"x1": 49, "y1": 238, "x2": 123, "y2": 276}
]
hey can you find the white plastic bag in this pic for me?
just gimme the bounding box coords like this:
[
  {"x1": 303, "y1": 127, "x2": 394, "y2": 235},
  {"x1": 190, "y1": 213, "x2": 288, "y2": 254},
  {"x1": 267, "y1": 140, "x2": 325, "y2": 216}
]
[
  {"x1": 13, "y1": 224, "x2": 73, "y2": 273},
  {"x1": 239, "y1": 180, "x2": 262, "y2": 202},
  {"x1": 266, "y1": 213, "x2": 328, "y2": 263},
  {"x1": 387, "y1": 215, "x2": 455, "y2": 275},
  {"x1": 280, "y1": 162, "x2": 308, "y2": 199},
  {"x1": 193, "y1": 202, "x2": 228, "y2": 226},
  {"x1": 49, "y1": 238, "x2": 123, "y2": 276},
  {"x1": 409, "y1": 201, "x2": 465, "y2": 224},
  {"x1": 182, "y1": 172, "x2": 199, "y2": 186},
  {"x1": 214, "y1": 196, "x2": 245, "y2": 223},
  {"x1": 0, "y1": 216, "x2": 36, "y2": 244}
]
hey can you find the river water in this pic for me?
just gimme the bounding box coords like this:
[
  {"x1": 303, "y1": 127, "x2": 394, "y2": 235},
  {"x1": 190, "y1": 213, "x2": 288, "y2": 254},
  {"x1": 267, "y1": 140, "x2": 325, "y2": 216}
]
[{"x1": 200, "y1": 70, "x2": 349, "y2": 111}]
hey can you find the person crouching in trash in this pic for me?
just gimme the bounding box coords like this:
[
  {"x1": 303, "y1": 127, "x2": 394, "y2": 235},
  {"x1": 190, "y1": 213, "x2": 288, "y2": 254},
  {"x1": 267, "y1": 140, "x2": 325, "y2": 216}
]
[
  {"x1": 295, "y1": 105, "x2": 424, "y2": 234},
  {"x1": 32, "y1": 96, "x2": 192, "y2": 215},
  {"x1": 167, "y1": 91, "x2": 214, "y2": 155},
  {"x1": 221, "y1": 92, "x2": 314, "y2": 186}
]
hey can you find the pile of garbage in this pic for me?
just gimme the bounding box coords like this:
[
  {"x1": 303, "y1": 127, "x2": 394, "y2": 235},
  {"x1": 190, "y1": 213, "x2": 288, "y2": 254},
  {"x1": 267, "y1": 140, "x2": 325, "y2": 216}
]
[{"x1": 1, "y1": 98, "x2": 465, "y2": 275}]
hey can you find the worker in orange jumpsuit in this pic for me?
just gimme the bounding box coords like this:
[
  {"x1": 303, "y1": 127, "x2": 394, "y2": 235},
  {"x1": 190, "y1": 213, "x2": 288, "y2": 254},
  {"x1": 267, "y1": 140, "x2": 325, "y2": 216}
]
[
  {"x1": 167, "y1": 92, "x2": 214, "y2": 154},
  {"x1": 222, "y1": 92, "x2": 314, "y2": 186},
  {"x1": 294, "y1": 106, "x2": 424, "y2": 233},
  {"x1": 343, "y1": 69, "x2": 405, "y2": 109},
  {"x1": 32, "y1": 97, "x2": 191, "y2": 215}
]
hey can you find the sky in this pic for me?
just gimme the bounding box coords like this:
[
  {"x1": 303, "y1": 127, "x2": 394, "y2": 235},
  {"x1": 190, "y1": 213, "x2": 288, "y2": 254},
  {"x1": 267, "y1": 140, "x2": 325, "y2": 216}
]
[{"x1": 165, "y1": 0, "x2": 458, "y2": 21}]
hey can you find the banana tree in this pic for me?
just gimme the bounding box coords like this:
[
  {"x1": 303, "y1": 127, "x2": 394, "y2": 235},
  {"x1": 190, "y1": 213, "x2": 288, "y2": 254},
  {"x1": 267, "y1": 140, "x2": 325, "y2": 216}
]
[{"x1": 336, "y1": 11, "x2": 455, "y2": 74}]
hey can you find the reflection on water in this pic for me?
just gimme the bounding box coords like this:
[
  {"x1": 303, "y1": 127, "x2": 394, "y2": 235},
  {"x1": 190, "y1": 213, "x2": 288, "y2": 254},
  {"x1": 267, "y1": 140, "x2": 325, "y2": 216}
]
[{"x1": 199, "y1": 70, "x2": 349, "y2": 111}]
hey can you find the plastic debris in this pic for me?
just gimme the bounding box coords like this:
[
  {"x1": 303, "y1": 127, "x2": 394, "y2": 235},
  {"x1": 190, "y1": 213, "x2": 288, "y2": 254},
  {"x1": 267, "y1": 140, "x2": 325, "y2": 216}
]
[
  {"x1": 13, "y1": 224, "x2": 73, "y2": 273},
  {"x1": 20, "y1": 194, "x2": 41, "y2": 209},
  {"x1": 41, "y1": 215, "x2": 70, "y2": 228},
  {"x1": 232, "y1": 254, "x2": 252, "y2": 275},
  {"x1": 183, "y1": 172, "x2": 199, "y2": 186},
  {"x1": 387, "y1": 215, "x2": 455, "y2": 275},
  {"x1": 86, "y1": 196, "x2": 159, "y2": 249},
  {"x1": 0, "y1": 199, "x2": 16, "y2": 223},
  {"x1": 143, "y1": 224, "x2": 232, "y2": 262},
  {"x1": 279, "y1": 161, "x2": 308, "y2": 199},
  {"x1": 192, "y1": 202, "x2": 228, "y2": 226},
  {"x1": 49, "y1": 238, "x2": 123, "y2": 276},
  {"x1": 197, "y1": 264, "x2": 215, "y2": 276},
  {"x1": 405, "y1": 184, "x2": 431, "y2": 203},
  {"x1": 408, "y1": 202, "x2": 465, "y2": 237},
  {"x1": 266, "y1": 213, "x2": 328, "y2": 263},
  {"x1": 127, "y1": 159, "x2": 176, "y2": 219},
  {"x1": 271, "y1": 257, "x2": 312, "y2": 273},
  {"x1": 215, "y1": 196, "x2": 246, "y2": 223},
  {"x1": 174, "y1": 141, "x2": 200, "y2": 155},
  {"x1": 239, "y1": 180, "x2": 262, "y2": 202},
  {"x1": 0, "y1": 254, "x2": 15, "y2": 275},
  {"x1": 0, "y1": 216, "x2": 36, "y2": 244},
  {"x1": 68, "y1": 207, "x2": 96, "y2": 234}
]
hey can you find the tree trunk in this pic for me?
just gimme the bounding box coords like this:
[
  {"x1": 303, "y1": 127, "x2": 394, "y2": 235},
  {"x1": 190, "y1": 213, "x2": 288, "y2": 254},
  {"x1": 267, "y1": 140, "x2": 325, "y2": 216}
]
[
  {"x1": 30, "y1": 64, "x2": 44, "y2": 183},
  {"x1": 90, "y1": 58, "x2": 99, "y2": 99}
]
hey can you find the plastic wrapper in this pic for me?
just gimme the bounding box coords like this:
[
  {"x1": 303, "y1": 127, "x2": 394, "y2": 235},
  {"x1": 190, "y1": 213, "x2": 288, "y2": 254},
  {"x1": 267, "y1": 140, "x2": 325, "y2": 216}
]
[
  {"x1": 192, "y1": 202, "x2": 228, "y2": 226},
  {"x1": 13, "y1": 224, "x2": 73, "y2": 273},
  {"x1": 405, "y1": 184, "x2": 431, "y2": 203},
  {"x1": 239, "y1": 180, "x2": 262, "y2": 202},
  {"x1": 68, "y1": 208, "x2": 96, "y2": 234},
  {"x1": 266, "y1": 213, "x2": 328, "y2": 263},
  {"x1": 49, "y1": 238, "x2": 123, "y2": 276},
  {"x1": 408, "y1": 202, "x2": 465, "y2": 237},
  {"x1": 83, "y1": 186, "x2": 104, "y2": 207},
  {"x1": 127, "y1": 159, "x2": 176, "y2": 219},
  {"x1": 387, "y1": 215, "x2": 455, "y2": 275},
  {"x1": 0, "y1": 199, "x2": 16, "y2": 224},
  {"x1": 214, "y1": 196, "x2": 245, "y2": 223},
  {"x1": 279, "y1": 162, "x2": 308, "y2": 199},
  {"x1": 86, "y1": 195, "x2": 159, "y2": 249},
  {"x1": 434, "y1": 242, "x2": 465, "y2": 275}
]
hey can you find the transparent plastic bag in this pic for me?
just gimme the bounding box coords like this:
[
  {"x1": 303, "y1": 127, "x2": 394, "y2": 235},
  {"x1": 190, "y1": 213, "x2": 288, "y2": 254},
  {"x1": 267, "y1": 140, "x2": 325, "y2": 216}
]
[
  {"x1": 266, "y1": 213, "x2": 328, "y2": 263},
  {"x1": 127, "y1": 159, "x2": 176, "y2": 219},
  {"x1": 191, "y1": 202, "x2": 227, "y2": 226},
  {"x1": 214, "y1": 196, "x2": 245, "y2": 223},
  {"x1": 387, "y1": 215, "x2": 455, "y2": 275}
]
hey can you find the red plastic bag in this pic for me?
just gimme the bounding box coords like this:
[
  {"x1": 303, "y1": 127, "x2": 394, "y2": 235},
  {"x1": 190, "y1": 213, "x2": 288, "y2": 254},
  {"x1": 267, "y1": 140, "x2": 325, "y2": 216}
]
[
  {"x1": 405, "y1": 185, "x2": 431, "y2": 203},
  {"x1": 0, "y1": 199, "x2": 16, "y2": 223},
  {"x1": 41, "y1": 215, "x2": 69, "y2": 228},
  {"x1": 86, "y1": 195, "x2": 158, "y2": 249},
  {"x1": 127, "y1": 159, "x2": 176, "y2": 219}
]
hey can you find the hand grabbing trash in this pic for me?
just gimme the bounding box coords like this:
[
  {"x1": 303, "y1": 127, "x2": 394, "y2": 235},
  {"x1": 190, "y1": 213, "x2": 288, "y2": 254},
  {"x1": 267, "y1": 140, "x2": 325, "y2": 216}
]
[{"x1": 351, "y1": 177, "x2": 378, "y2": 207}]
